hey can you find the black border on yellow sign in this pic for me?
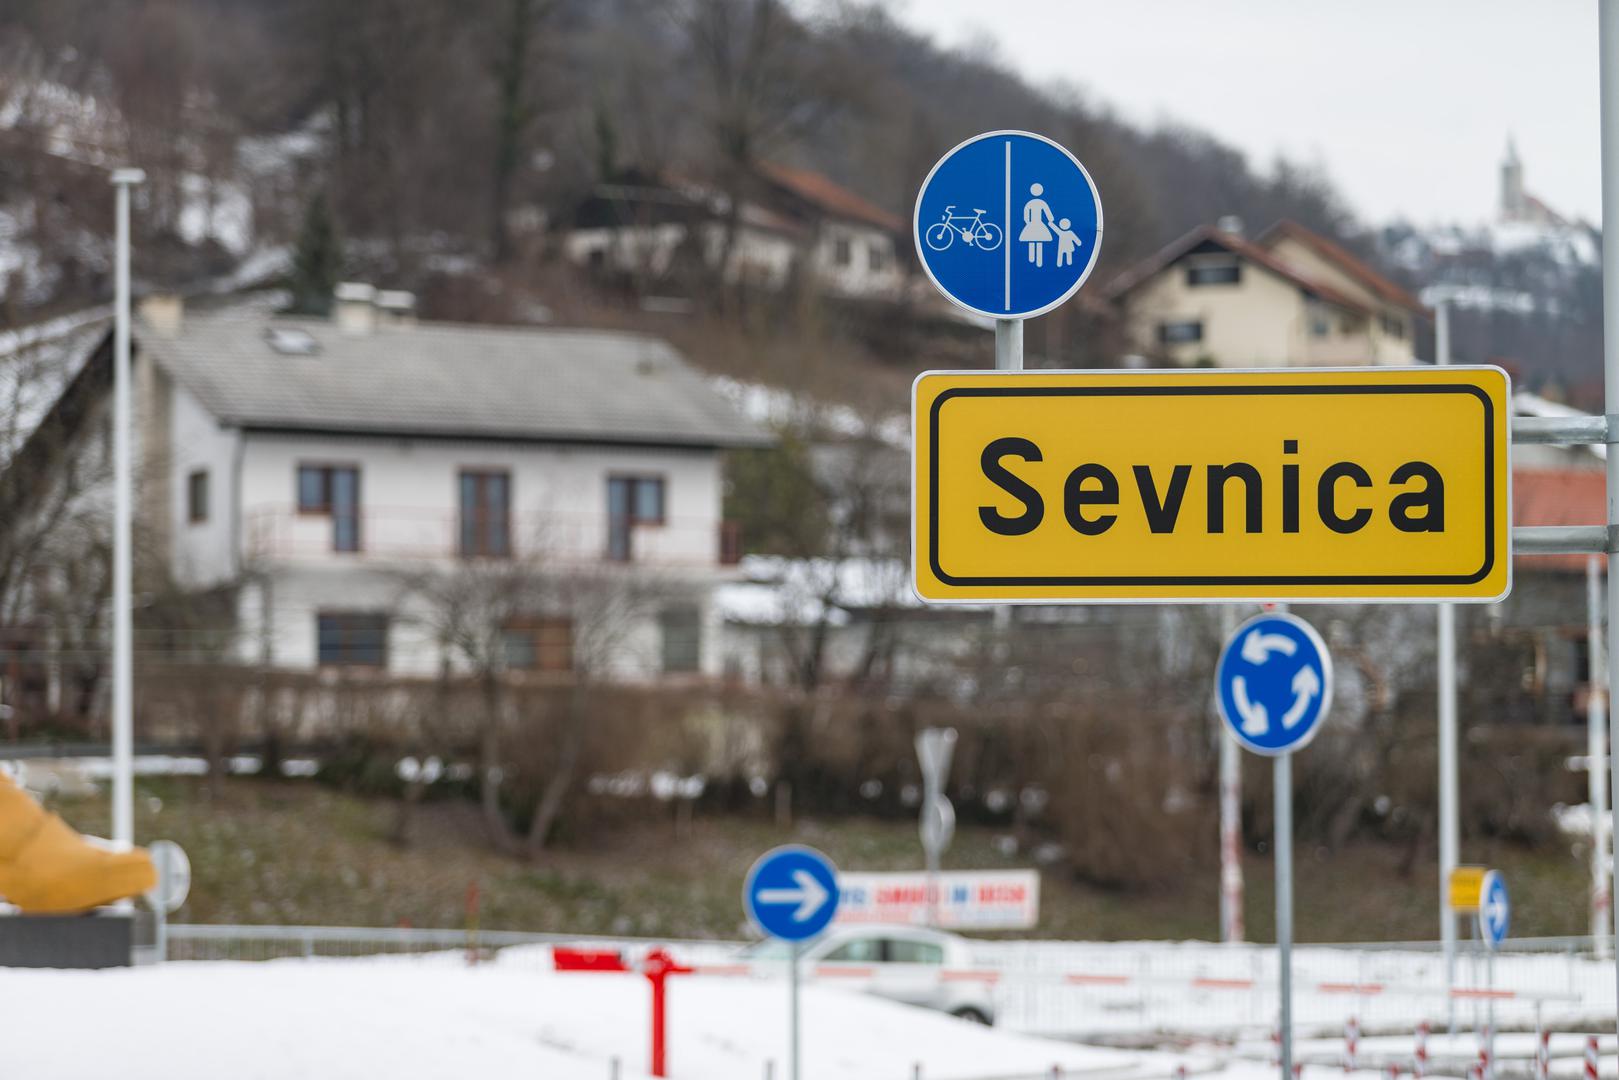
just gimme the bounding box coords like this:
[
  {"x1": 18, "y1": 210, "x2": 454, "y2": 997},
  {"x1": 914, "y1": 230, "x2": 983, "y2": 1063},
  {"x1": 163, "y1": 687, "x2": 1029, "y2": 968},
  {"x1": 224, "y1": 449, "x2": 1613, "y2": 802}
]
[{"x1": 928, "y1": 382, "x2": 1496, "y2": 587}]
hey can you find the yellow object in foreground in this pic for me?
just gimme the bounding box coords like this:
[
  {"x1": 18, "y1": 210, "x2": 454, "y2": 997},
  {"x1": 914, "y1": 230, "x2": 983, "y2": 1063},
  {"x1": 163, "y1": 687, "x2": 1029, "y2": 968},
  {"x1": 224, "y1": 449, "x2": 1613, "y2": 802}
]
[
  {"x1": 0, "y1": 772, "x2": 155, "y2": 914},
  {"x1": 912, "y1": 367, "x2": 1511, "y2": 603},
  {"x1": 1448, "y1": 865, "x2": 1487, "y2": 912}
]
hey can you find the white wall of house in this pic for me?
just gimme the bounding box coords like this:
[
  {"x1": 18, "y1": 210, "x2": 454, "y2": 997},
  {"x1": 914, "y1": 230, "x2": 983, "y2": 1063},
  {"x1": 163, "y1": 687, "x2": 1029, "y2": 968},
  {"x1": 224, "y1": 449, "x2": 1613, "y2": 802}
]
[
  {"x1": 236, "y1": 433, "x2": 724, "y2": 569},
  {"x1": 811, "y1": 222, "x2": 904, "y2": 298},
  {"x1": 208, "y1": 429, "x2": 731, "y2": 679},
  {"x1": 168, "y1": 383, "x2": 241, "y2": 587},
  {"x1": 1262, "y1": 234, "x2": 1418, "y2": 365},
  {"x1": 1125, "y1": 259, "x2": 1304, "y2": 366}
]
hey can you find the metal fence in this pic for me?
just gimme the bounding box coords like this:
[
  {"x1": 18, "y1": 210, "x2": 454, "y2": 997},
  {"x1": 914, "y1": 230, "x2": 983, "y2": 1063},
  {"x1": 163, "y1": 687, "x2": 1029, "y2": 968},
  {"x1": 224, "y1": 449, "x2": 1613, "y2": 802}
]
[{"x1": 159, "y1": 925, "x2": 1616, "y2": 1040}]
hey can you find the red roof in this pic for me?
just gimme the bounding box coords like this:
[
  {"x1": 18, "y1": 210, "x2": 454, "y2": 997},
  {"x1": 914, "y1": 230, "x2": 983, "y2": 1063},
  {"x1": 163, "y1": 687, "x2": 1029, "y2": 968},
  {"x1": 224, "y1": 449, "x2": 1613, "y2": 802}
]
[
  {"x1": 1258, "y1": 220, "x2": 1428, "y2": 316},
  {"x1": 1514, "y1": 468, "x2": 1605, "y2": 572},
  {"x1": 1103, "y1": 225, "x2": 1374, "y2": 316},
  {"x1": 756, "y1": 162, "x2": 905, "y2": 234}
]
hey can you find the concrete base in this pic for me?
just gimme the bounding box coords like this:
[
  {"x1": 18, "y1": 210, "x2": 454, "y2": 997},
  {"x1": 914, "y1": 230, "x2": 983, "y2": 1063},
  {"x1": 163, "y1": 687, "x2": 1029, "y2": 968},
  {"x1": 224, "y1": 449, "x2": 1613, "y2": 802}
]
[{"x1": 0, "y1": 910, "x2": 135, "y2": 968}]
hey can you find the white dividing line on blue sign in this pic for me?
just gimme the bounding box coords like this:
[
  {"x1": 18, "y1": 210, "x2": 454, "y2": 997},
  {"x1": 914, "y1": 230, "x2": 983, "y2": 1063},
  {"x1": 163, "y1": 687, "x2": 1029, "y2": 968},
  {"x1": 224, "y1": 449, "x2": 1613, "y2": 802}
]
[{"x1": 914, "y1": 130, "x2": 1103, "y2": 320}]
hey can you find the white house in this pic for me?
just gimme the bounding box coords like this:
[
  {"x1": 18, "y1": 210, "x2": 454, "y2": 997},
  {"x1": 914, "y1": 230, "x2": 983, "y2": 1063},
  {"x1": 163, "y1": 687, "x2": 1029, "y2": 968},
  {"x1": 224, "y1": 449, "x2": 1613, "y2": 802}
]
[{"x1": 35, "y1": 290, "x2": 770, "y2": 685}]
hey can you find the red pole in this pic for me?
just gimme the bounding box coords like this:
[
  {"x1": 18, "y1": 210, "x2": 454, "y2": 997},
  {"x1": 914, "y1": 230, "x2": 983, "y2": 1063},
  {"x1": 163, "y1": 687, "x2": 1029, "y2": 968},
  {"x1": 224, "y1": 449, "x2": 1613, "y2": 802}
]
[
  {"x1": 641, "y1": 949, "x2": 689, "y2": 1079},
  {"x1": 650, "y1": 967, "x2": 668, "y2": 1078}
]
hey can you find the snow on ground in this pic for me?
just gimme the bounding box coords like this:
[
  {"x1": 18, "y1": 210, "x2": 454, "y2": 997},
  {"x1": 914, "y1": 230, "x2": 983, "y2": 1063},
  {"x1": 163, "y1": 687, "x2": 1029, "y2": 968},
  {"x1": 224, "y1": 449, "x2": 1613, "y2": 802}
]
[{"x1": 0, "y1": 951, "x2": 1143, "y2": 1080}]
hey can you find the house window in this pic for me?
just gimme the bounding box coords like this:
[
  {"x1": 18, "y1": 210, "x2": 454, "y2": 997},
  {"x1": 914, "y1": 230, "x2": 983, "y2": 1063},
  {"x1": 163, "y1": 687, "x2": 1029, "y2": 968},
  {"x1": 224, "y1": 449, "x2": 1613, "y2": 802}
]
[
  {"x1": 501, "y1": 616, "x2": 573, "y2": 672},
  {"x1": 607, "y1": 475, "x2": 665, "y2": 562},
  {"x1": 1306, "y1": 304, "x2": 1332, "y2": 337},
  {"x1": 187, "y1": 469, "x2": 209, "y2": 524},
  {"x1": 459, "y1": 470, "x2": 511, "y2": 557},
  {"x1": 297, "y1": 464, "x2": 361, "y2": 552},
  {"x1": 316, "y1": 612, "x2": 389, "y2": 668},
  {"x1": 868, "y1": 244, "x2": 887, "y2": 273},
  {"x1": 1185, "y1": 261, "x2": 1240, "y2": 286},
  {"x1": 833, "y1": 236, "x2": 852, "y2": 267},
  {"x1": 1380, "y1": 313, "x2": 1407, "y2": 340},
  {"x1": 1158, "y1": 320, "x2": 1203, "y2": 345},
  {"x1": 659, "y1": 604, "x2": 702, "y2": 673}
]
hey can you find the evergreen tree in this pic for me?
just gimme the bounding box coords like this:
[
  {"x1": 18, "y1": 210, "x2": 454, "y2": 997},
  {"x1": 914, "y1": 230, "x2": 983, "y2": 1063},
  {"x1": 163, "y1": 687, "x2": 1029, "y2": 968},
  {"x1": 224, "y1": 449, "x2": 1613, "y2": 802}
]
[{"x1": 287, "y1": 191, "x2": 342, "y2": 316}]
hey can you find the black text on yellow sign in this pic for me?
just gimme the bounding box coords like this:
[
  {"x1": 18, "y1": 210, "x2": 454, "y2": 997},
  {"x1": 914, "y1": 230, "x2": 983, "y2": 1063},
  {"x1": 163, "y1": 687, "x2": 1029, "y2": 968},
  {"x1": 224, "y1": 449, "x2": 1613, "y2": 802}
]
[{"x1": 912, "y1": 367, "x2": 1512, "y2": 603}]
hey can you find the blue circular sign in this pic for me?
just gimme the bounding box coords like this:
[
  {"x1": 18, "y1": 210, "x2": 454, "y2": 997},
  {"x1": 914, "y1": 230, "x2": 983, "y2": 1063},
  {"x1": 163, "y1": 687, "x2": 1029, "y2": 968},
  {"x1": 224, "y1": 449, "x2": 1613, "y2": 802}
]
[
  {"x1": 744, "y1": 844, "x2": 840, "y2": 942},
  {"x1": 1215, "y1": 613, "x2": 1333, "y2": 756},
  {"x1": 913, "y1": 130, "x2": 1104, "y2": 320},
  {"x1": 1479, "y1": 870, "x2": 1510, "y2": 950}
]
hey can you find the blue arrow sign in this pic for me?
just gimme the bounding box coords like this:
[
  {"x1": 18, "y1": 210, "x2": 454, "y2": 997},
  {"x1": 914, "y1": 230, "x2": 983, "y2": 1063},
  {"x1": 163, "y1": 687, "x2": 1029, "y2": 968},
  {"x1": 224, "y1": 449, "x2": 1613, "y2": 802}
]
[
  {"x1": 913, "y1": 130, "x2": 1103, "y2": 320},
  {"x1": 744, "y1": 845, "x2": 840, "y2": 942},
  {"x1": 1479, "y1": 870, "x2": 1510, "y2": 950},
  {"x1": 1216, "y1": 613, "x2": 1333, "y2": 756}
]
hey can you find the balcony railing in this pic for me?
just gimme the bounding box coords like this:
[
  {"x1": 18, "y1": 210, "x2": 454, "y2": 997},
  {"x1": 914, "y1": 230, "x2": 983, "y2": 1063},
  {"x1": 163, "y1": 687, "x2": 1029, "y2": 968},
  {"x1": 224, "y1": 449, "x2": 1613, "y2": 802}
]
[{"x1": 242, "y1": 504, "x2": 741, "y2": 569}]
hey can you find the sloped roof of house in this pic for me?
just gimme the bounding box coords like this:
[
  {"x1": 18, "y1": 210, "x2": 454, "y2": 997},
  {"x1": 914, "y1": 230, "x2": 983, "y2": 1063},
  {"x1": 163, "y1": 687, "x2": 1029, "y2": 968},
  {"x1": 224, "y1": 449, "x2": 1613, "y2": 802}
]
[
  {"x1": 755, "y1": 162, "x2": 905, "y2": 234},
  {"x1": 1102, "y1": 225, "x2": 1374, "y2": 316},
  {"x1": 1257, "y1": 220, "x2": 1428, "y2": 315},
  {"x1": 141, "y1": 311, "x2": 773, "y2": 449},
  {"x1": 1514, "y1": 468, "x2": 1604, "y2": 572}
]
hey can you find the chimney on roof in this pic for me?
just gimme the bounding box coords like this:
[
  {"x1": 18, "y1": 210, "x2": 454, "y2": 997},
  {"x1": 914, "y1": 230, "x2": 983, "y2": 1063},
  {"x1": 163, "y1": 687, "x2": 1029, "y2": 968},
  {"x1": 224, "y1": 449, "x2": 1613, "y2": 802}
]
[
  {"x1": 138, "y1": 293, "x2": 184, "y2": 337},
  {"x1": 1216, "y1": 215, "x2": 1245, "y2": 239},
  {"x1": 375, "y1": 289, "x2": 417, "y2": 327},
  {"x1": 332, "y1": 281, "x2": 377, "y2": 335}
]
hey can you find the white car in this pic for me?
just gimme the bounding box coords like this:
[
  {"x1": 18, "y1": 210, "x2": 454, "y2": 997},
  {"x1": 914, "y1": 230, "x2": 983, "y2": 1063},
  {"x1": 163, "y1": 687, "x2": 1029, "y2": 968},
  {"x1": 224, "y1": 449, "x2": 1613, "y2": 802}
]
[{"x1": 741, "y1": 925, "x2": 996, "y2": 1025}]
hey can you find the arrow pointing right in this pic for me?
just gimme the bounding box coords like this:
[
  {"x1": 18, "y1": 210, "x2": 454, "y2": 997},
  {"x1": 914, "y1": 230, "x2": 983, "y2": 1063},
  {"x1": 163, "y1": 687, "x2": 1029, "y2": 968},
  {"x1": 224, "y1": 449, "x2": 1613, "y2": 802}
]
[{"x1": 757, "y1": 869, "x2": 830, "y2": 923}]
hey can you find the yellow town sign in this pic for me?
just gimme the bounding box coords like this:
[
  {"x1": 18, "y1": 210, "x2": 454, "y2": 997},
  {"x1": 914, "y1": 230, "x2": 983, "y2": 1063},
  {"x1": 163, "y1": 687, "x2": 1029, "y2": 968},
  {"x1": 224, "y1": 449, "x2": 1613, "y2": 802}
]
[{"x1": 912, "y1": 367, "x2": 1511, "y2": 603}]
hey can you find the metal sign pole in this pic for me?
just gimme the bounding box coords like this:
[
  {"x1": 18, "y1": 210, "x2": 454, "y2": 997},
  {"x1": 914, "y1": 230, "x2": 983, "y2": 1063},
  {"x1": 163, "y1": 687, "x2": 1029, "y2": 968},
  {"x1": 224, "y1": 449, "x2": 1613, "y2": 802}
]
[
  {"x1": 1591, "y1": 556, "x2": 1612, "y2": 958},
  {"x1": 109, "y1": 167, "x2": 143, "y2": 852},
  {"x1": 1435, "y1": 297, "x2": 1460, "y2": 1028},
  {"x1": 1601, "y1": 0, "x2": 1619, "y2": 1031},
  {"x1": 996, "y1": 319, "x2": 1023, "y2": 371},
  {"x1": 789, "y1": 940, "x2": 802, "y2": 1080},
  {"x1": 1275, "y1": 751, "x2": 1293, "y2": 1080},
  {"x1": 1220, "y1": 604, "x2": 1245, "y2": 944}
]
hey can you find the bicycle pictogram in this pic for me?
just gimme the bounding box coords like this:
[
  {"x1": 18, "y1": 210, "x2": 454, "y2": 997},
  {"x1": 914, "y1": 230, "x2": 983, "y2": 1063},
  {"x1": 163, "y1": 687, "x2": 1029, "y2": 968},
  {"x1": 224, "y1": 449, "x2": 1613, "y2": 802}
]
[{"x1": 924, "y1": 205, "x2": 1003, "y2": 252}]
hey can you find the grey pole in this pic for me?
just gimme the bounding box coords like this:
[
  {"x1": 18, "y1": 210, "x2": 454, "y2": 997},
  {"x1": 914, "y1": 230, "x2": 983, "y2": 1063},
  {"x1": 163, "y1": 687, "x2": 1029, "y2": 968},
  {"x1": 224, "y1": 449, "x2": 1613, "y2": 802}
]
[
  {"x1": 1275, "y1": 751, "x2": 1293, "y2": 1080},
  {"x1": 789, "y1": 940, "x2": 801, "y2": 1080},
  {"x1": 1434, "y1": 297, "x2": 1460, "y2": 1028},
  {"x1": 1601, "y1": 0, "x2": 1619, "y2": 1030},
  {"x1": 109, "y1": 167, "x2": 143, "y2": 852},
  {"x1": 1220, "y1": 604, "x2": 1245, "y2": 944},
  {"x1": 995, "y1": 319, "x2": 1024, "y2": 371},
  {"x1": 1591, "y1": 556, "x2": 1612, "y2": 958},
  {"x1": 992, "y1": 319, "x2": 1022, "y2": 642}
]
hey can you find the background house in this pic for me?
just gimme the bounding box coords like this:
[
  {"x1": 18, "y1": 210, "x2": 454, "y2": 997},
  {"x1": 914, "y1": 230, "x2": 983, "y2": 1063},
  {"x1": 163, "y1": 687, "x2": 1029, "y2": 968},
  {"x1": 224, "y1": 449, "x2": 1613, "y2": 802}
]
[
  {"x1": 17, "y1": 290, "x2": 770, "y2": 708},
  {"x1": 563, "y1": 164, "x2": 906, "y2": 301},
  {"x1": 1105, "y1": 219, "x2": 1428, "y2": 367}
]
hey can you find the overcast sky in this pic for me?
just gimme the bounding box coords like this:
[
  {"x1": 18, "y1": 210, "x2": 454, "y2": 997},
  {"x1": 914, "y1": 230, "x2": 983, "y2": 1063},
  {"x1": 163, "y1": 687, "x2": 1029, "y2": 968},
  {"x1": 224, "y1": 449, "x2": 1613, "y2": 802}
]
[{"x1": 877, "y1": 0, "x2": 1603, "y2": 227}]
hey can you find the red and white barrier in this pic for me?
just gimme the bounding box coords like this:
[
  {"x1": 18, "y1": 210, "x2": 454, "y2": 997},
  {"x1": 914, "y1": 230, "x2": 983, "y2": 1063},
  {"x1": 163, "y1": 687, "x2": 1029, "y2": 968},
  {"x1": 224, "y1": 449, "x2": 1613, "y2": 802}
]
[
  {"x1": 1413, "y1": 1020, "x2": 1429, "y2": 1080},
  {"x1": 1587, "y1": 1036, "x2": 1601, "y2": 1080},
  {"x1": 1536, "y1": 1026, "x2": 1551, "y2": 1080},
  {"x1": 1345, "y1": 1016, "x2": 1360, "y2": 1073},
  {"x1": 1478, "y1": 1023, "x2": 1493, "y2": 1080}
]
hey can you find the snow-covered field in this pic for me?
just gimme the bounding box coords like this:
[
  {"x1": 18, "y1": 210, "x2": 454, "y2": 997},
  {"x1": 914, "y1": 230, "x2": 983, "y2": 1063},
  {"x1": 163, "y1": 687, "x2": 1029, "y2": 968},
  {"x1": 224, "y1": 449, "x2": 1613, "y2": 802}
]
[
  {"x1": 5, "y1": 943, "x2": 1618, "y2": 1080},
  {"x1": 0, "y1": 951, "x2": 1144, "y2": 1080}
]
